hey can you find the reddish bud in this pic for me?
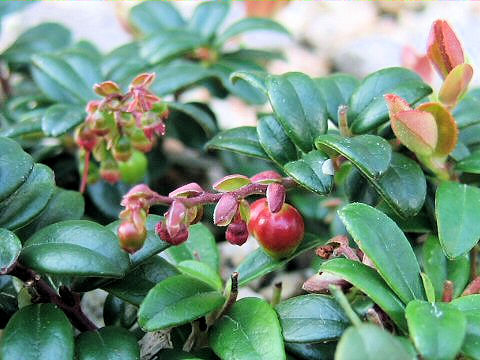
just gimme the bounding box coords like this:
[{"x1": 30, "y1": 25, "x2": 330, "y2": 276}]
[
  {"x1": 250, "y1": 170, "x2": 282, "y2": 184},
  {"x1": 166, "y1": 200, "x2": 187, "y2": 237},
  {"x1": 226, "y1": 220, "x2": 249, "y2": 246},
  {"x1": 266, "y1": 183, "x2": 285, "y2": 213},
  {"x1": 214, "y1": 194, "x2": 238, "y2": 226},
  {"x1": 74, "y1": 123, "x2": 98, "y2": 151},
  {"x1": 94, "y1": 81, "x2": 122, "y2": 97},
  {"x1": 90, "y1": 111, "x2": 115, "y2": 136},
  {"x1": 427, "y1": 19, "x2": 464, "y2": 79},
  {"x1": 118, "y1": 221, "x2": 146, "y2": 254},
  {"x1": 100, "y1": 159, "x2": 121, "y2": 184},
  {"x1": 156, "y1": 221, "x2": 189, "y2": 246}
]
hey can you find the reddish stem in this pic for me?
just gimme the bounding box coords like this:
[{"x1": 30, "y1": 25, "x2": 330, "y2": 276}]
[
  {"x1": 79, "y1": 150, "x2": 91, "y2": 194},
  {"x1": 442, "y1": 280, "x2": 454, "y2": 302}
]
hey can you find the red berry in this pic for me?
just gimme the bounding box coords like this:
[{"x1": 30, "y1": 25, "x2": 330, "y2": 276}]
[
  {"x1": 247, "y1": 198, "x2": 268, "y2": 235},
  {"x1": 249, "y1": 201, "x2": 304, "y2": 260}
]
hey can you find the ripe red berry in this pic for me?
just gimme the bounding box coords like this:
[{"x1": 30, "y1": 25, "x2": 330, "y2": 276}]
[{"x1": 248, "y1": 199, "x2": 304, "y2": 260}]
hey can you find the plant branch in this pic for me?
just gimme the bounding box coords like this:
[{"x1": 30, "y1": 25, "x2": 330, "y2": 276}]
[{"x1": 9, "y1": 263, "x2": 97, "y2": 332}]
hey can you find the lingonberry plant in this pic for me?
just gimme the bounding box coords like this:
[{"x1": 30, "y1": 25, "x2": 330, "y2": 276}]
[{"x1": 1, "y1": 1, "x2": 480, "y2": 358}]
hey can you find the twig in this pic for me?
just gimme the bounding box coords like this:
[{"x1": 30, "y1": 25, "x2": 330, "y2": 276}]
[
  {"x1": 9, "y1": 263, "x2": 97, "y2": 331},
  {"x1": 329, "y1": 285, "x2": 362, "y2": 327},
  {"x1": 270, "y1": 282, "x2": 282, "y2": 307},
  {"x1": 442, "y1": 280, "x2": 454, "y2": 302},
  {"x1": 471, "y1": 246, "x2": 478, "y2": 281},
  {"x1": 79, "y1": 150, "x2": 91, "y2": 194}
]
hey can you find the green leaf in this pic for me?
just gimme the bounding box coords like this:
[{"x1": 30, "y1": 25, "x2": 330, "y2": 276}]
[
  {"x1": 459, "y1": 123, "x2": 480, "y2": 147},
  {"x1": 315, "y1": 134, "x2": 391, "y2": 179},
  {"x1": 129, "y1": 1, "x2": 184, "y2": 35},
  {"x1": 315, "y1": 74, "x2": 359, "y2": 124},
  {"x1": 87, "y1": 181, "x2": 129, "y2": 220},
  {"x1": 154, "y1": 349, "x2": 209, "y2": 360},
  {"x1": 453, "y1": 94, "x2": 480, "y2": 128},
  {"x1": 15, "y1": 187, "x2": 85, "y2": 240},
  {"x1": 452, "y1": 295, "x2": 480, "y2": 359},
  {"x1": 436, "y1": 181, "x2": 480, "y2": 259},
  {"x1": 0, "y1": 164, "x2": 55, "y2": 231},
  {"x1": 215, "y1": 17, "x2": 289, "y2": 46},
  {"x1": 21, "y1": 220, "x2": 130, "y2": 277},
  {"x1": 166, "y1": 101, "x2": 216, "y2": 136},
  {"x1": 0, "y1": 229, "x2": 21, "y2": 274},
  {"x1": 0, "y1": 276, "x2": 18, "y2": 326},
  {"x1": 166, "y1": 223, "x2": 220, "y2": 272},
  {"x1": 103, "y1": 256, "x2": 179, "y2": 306},
  {"x1": 60, "y1": 49, "x2": 103, "y2": 90},
  {"x1": 230, "y1": 70, "x2": 268, "y2": 95},
  {"x1": 335, "y1": 324, "x2": 414, "y2": 360},
  {"x1": 102, "y1": 42, "x2": 148, "y2": 85},
  {"x1": 236, "y1": 233, "x2": 325, "y2": 286},
  {"x1": 338, "y1": 203, "x2": 424, "y2": 303},
  {"x1": 75, "y1": 326, "x2": 140, "y2": 360},
  {"x1": 320, "y1": 258, "x2": 407, "y2": 331},
  {"x1": 31, "y1": 54, "x2": 93, "y2": 104},
  {"x1": 406, "y1": 300, "x2": 466, "y2": 360},
  {"x1": 3, "y1": 23, "x2": 71, "y2": 65},
  {"x1": 206, "y1": 126, "x2": 269, "y2": 160},
  {"x1": 188, "y1": 1, "x2": 230, "y2": 40},
  {"x1": 275, "y1": 294, "x2": 349, "y2": 343},
  {"x1": 151, "y1": 62, "x2": 215, "y2": 96},
  {"x1": 285, "y1": 342, "x2": 336, "y2": 360},
  {"x1": 103, "y1": 295, "x2": 137, "y2": 328},
  {"x1": 284, "y1": 150, "x2": 334, "y2": 195},
  {"x1": 257, "y1": 114, "x2": 297, "y2": 165},
  {"x1": 349, "y1": 67, "x2": 432, "y2": 133},
  {"x1": 422, "y1": 235, "x2": 469, "y2": 300},
  {"x1": 108, "y1": 215, "x2": 169, "y2": 267},
  {"x1": 142, "y1": 30, "x2": 204, "y2": 64},
  {"x1": 456, "y1": 150, "x2": 480, "y2": 174},
  {"x1": 138, "y1": 274, "x2": 224, "y2": 331},
  {"x1": 0, "y1": 137, "x2": 34, "y2": 202},
  {"x1": 0, "y1": 303, "x2": 74, "y2": 360},
  {"x1": 420, "y1": 272, "x2": 436, "y2": 303},
  {"x1": 210, "y1": 297, "x2": 285, "y2": 360},
  {"x1": 41, "y1": 103, "x2": 85, "y2": 137},
  {"x1": 266, "y1": 72, "x2": 327, "y2": 152},
  {"x1": 177, "y1": 260, "x2": 223, "y2": 291}
]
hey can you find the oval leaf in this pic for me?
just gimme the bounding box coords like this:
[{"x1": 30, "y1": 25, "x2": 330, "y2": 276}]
[
  {"x1": 0, "y1": 229, "x2": 21, "y2": 274},
  {"x1": 452, "y1": 295, "x2": 480, "y2": 360},
  {"x1": 210, "y1": 297, "x2": 285, "y2": 360},
  {"x1": 41, "y1": 103, "x2": 85, "y2": 137},
  {"x1": 129, "y1": 1, "x2": 184, "y2": 34},
  {"x1": 257, "y1": 114, "x2": 297, "y2": 165},
  {"x1": 138, "y1": 274, "x2": 224, "y2": 331},
  {"x1": 177, "y1": 260, "x2": 222, "y2": 291},
  {"x1": 20, "y1": 220, "x2": 130, "y2": 277}
]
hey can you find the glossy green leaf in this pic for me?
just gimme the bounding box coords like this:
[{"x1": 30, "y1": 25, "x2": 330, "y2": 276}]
[
  {"x1": 41, "y1": 103, "x2": 85, "y2": 137},
  {"x1": 422, "y1": 235, "x2": 470, "y2": 299},
  {"x1": 335, "y1": 324, "x2": 414, "y2": 360},
  {"x1": 456, "y1": 150, "x2": 480, "y2": 174},
  {"x1": 60, "y1": 49, "x2": 102, "y2": 90},
  {"x1": 275, "y1": 294, "x2": 349, "y2": 343},
  {"x1": 453, "y1": 94, "x2": 480, "y2": 128},
  {"x1": 436, "y1": 181, "x2": 480, "y2": 258},
  {"x1": 266, "y1": 72, "x2": 327, "y2": 152},
  {"x1": 188, "y1": 1, "x2": 230, "y2": 39},
  {"x1": 257, "y1": 114, "x2": 297, "y2": 165},
  {"x1": 102, "y1": 42, "x2": 148, "y2": 85},
  {"x1": 210, "y1": 297, "x2": 285, "y2": 360},
  {"x1": 315, "y1": 134, "x2": 391, "y2": 179},
  {"x1": 459, "y1": 123, "x2": 480, "y2": 147},
  {"x1": 177, "y1": 260, "x2": 222, "y2": 291},
  {"x1": 230, "y1": 70, "x2": 268, "y2": 95},
  {"x1": 108, "y1": 215, "x2": 169, "y2": 267},
  {"x1": 236, "y1": 233, "x2": 325, "y2": 286},
  {"x1": 0, "y1": 164, "x2": 55, "y2": 231},
  {"x1": 284, "y1": 150, "x2": 334, "y2": 195},
  {"x1": 3, "y1": 23, "x2": 71, "y2": 65},
  {"x1": 103, "y1": 256, "x2": 179, "y2": 306},
  {"x1": 421, "y1": 272, "x2": 436, "y2": 303},
  {"x1": 0, "y1": 137, "x2": 34, "y2": 202},
  {"x1": 406, "y1": 300, "x2": 466, "y2": 360},
  {"x1": 154, "y1": 349, "x2": 209, "y2": 360},
  {"x1": 349, "y1": 67, "x2": 432, "y2": 133},
  {"x1": 338, "y1": 203, "x2": 424, "y2": 303},
  {"x1": 452, "y1": 295, "x2": 480, "y2": 359},
  {"x1": 0, "y1": 303, "x2": 74, "y2": 360},
  {"x1": 0, "y1": 118, "x2": 43, "y2": 138},
  {"x1": 75, "y1": 326, "x2": 140, "y2": 360},
  {"x1": 31, "y1": 54, "x2": 93, "y2": 104},
  {"x1": 285, "y1": 341, "x2": 336, "y2": 360},
  {"x1": 321, "y1": 258, "x2": 407, "y2": 331},
  {"x1": 166, "y1": 101, "x2": 216, "y2": 136},
  {"x1": 206, "y1": 126, "x2": 269, "y2": 160},
  {"x1": 215, "y1": 17, "x2": 289, "y2": 46},
  {"x1": 129, "y1": 1, "x2": 184, "y2": 35},
  {"x1": 315, "y1": 74, "x2": 359, "y2": 124},
  {"x1": 0, "y1": 276, "x2": 18, "y2": 328},
  {"x1": 15, "y1": 187, "x2": 85, "y2": 240},
  {"x1": 166, "y1": 223, "x2": 220, "y2": 272},
  {"x1": 138, "y1": 274, "x2": 224, "y2": 331},
  {"x1": 21, "y1": 220, "x2": 130, "y2": 277},
  {"x1": 151, "y1": 62, "x2": 215, "y2": 96},
  {"x1": 103, "y1": 295, "x2": 137, "y2": 328},
  {"x1": 87, "y1": 181, "x2": 129, "y2": 220},
  {"x1": 0, "y1": 229, "x2": 21, "y2": 274}
]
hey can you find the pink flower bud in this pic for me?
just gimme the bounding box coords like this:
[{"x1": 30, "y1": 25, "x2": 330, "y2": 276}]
[
  {"x1": 169, "y1": 183, "x2": 204, "y2": 198},
  {"x1": 166, "y1": 200, "x2": 186, "y2": 237},
  {"x1": 266, "y1": 183, "x2": 285, "y2": 213},
  {"x1": 156, "y1": 221, "x2": 189, "y2": 246},
  {"x1": 226, "y1": 220, "x2": 249, "y2": 246},
  {"x1": 250, "y1": 170, "x2": 282, "y2": 184},
  {"x1": 213, "y1": 194, "x2": 238, "y2": 226},
  {"x1": 118, "y1": 221, "x2": 147, "y2": 254},
  {"x1": 427, "y1": 19, "x2": 464, "y2": 79}
]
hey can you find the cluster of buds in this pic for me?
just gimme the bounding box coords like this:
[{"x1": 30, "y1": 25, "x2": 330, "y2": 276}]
[
  {"x1": 117, "y1": 170, "x2": 294, "y2": 254},
  {"x1": 74, "y1": 73, "x2": 169, "y2": 192}
]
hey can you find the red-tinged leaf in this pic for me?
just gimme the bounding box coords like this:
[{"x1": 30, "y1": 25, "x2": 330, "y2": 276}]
[
  {"x1": 94, "y1": 81, "x2": 121, "y2": 96},
  {"x1": 212, "y1": 174, "x2": 251, "y2": 192},
  {"x1": 169, "y1": 183, "x2": 204, "y2": 198},
  {"x1": 402, "y1": 46, "x2": 433, "y2": 83},
  {"x1": 384, "y1": 93, "x2": 411, "y2": 116},
  {"x1": 213, "y1": 194, "x2": 238, "y2": 226},
  {"x1": 250, "y1": 170, "x2": 282, "y2": 184},
  {"x1": 391, "y1": 110, "x2": 438, "y2": 156},
  {"x1": 438, "y1": 63, "x2": 473, "y2": 108},
  {"x1": 417, "y1": 102, "x2": 458, "y2": 156},
  {"x1": 427, "y1": 19, "x2": 464, "y2": 79},
  {"x1": 131, "y1": 73, "x2": 155, "y2": 88}
]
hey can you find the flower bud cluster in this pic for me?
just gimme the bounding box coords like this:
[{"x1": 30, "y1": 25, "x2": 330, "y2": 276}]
[{"x1": 74, "y1": 73, "x2": 168, "y2": 189}]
